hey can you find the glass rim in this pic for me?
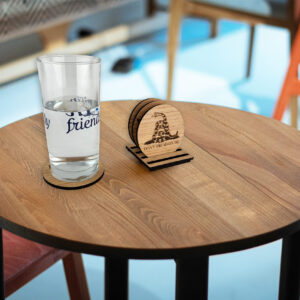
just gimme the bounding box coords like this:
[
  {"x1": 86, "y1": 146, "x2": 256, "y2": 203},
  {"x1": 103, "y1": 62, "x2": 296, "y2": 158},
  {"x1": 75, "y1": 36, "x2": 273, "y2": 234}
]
[{"x1": 37, "y1": 54, "x2": 101, "y2": 65}]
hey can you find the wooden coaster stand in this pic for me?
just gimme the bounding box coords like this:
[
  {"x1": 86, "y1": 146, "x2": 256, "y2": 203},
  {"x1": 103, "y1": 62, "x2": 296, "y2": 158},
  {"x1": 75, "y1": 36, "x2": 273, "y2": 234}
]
[{"x1": 126, "y1": 98, "x2": 193, "y2": 171}]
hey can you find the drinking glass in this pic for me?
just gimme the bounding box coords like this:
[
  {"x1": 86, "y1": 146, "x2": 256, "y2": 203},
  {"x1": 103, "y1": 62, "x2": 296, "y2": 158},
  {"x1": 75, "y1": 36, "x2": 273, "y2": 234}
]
[{"x1": 37, "y1": 54, "x2": 101, "y2": 182}]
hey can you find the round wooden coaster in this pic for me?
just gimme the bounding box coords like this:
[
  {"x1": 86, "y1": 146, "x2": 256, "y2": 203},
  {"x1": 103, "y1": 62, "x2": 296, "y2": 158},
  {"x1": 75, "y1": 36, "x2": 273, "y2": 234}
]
[
  {"x1": 132, "y1": 100, "x2": 163, "y2": 146},
  {"x1": 137, "y1": 104, "x2": 184, "y2": 157},
  {"x1": 43, "y1": 164, "x2": 104, "y2": 190},
  {"x1": 128, "y1": 98, "x2": 161, "y2": 143}
]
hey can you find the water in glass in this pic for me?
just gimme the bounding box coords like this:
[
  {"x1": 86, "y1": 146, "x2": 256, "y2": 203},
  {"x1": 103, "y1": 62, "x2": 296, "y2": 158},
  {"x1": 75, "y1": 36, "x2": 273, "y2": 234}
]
[{"x1": 43, "y1": 96, "x2": 100, "y2": 182}]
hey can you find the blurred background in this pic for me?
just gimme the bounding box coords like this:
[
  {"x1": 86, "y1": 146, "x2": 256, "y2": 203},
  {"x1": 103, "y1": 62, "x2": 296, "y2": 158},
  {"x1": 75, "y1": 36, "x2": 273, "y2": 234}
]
[{"x1": 0, "y1": 0, "x2": 298, "y2": 299}]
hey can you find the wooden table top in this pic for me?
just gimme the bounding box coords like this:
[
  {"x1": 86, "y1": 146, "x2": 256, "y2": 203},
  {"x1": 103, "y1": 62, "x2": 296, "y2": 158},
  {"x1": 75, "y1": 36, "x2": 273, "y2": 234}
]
[{"x1": 1, "y1": 100, "x2": 300, "y2": 259}]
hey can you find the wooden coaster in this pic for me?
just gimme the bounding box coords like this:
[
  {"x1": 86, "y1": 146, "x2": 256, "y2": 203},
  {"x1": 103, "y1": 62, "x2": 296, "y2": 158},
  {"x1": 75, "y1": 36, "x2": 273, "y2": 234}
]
[
  {"x1": 128, "y1": 98, "x2": 159, "y2": 143},
  {"x1": 137, "y1": 104, "x2": 184, "y2": 157},
  {"x1": 126, "y1": 145, "x2": 193, "y2": 171},
  {"x1": 43, "y1": 164, "x2": 104, "y2": 190},
  {"x1": 132, "y1": 100, "x2": 163, "y2": 145}
]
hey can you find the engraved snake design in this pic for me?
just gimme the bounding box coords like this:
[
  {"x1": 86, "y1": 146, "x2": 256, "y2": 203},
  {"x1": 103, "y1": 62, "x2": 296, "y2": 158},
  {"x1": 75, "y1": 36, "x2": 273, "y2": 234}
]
[{"x1": 145, "y1": 112, "x2": 179, "y2": 144}]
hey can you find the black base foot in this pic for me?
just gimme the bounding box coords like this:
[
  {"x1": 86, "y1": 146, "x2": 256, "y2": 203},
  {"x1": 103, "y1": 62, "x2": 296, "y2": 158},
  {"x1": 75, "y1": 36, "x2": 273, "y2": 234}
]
[
  {"x1": 0, "y1": 229, "x2": 4, "y2": 300},
  {"x1": 175, "y1": 257, "x2": 209, "y2": 300},
  {"x1": 105, "y1": 257, "x2": 128, "y2": 300},
  {"x1": 279, "y1": 231, "x2": 300, "y2": 300}
]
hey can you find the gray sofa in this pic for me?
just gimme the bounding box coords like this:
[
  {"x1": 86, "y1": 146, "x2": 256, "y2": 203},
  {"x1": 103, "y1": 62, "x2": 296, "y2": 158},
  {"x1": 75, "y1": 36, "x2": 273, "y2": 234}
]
[
  {"x1": 0, "y1": 0, "x2": 139, "y2": 42},
  {"x1": 0, "y1": 0, "x2": 148, "y2": 65}
]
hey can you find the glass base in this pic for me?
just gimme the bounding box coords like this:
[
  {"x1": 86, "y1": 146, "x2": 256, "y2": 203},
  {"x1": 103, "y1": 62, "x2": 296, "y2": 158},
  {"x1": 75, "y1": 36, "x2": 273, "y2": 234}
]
[{"x1": 49, "y1": 154, "x2": 99, "y2": 182}]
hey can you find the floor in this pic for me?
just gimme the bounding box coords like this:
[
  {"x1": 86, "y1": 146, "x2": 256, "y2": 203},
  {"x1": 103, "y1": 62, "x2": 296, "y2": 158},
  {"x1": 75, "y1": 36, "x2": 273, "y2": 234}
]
[{"x1": 1, "y1": 17, "x2": 296, "y2": 300}]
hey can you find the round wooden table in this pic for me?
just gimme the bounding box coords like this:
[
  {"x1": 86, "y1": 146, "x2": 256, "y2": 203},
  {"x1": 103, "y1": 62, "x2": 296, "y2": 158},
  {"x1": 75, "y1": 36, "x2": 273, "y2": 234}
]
[{"x1": 1, "y1": 101, "x2": 300, "y2": 300}]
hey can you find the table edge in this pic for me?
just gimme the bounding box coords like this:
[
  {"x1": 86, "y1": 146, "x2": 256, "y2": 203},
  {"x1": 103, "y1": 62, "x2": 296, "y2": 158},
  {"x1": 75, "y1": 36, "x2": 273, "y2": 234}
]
[{"x1": 1, "y1": 216, "x2": 299, "y2": 259}]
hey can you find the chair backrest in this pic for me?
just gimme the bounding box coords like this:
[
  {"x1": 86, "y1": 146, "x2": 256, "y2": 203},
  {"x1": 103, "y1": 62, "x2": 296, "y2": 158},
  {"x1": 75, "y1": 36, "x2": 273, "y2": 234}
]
[
  {"x1": 0, "y1": 0, "x2": 136, "y2": 42},
  {"x1": 192, "y1": 0, "x2": 289, "y2": 18}
]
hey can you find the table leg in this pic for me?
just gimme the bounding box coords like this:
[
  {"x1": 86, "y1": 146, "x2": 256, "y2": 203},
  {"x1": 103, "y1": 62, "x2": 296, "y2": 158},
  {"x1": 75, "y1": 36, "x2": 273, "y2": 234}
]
[
  {"x1": 105, "y1": 258, "x2": 128, "y2": 300},
  {"x1": 279, "y1": 231, "x2": 300, "y2": 300},
  {"x1": 175, "y1": 257, "x2": 209, "y2": 300},
  {"x1": 0, "y1": 229, "x2": 4, "y2": 300}
]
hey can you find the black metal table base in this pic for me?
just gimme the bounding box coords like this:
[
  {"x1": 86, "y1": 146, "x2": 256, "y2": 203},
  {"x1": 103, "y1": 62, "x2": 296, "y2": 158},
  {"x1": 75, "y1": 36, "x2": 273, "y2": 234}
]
[
  {"x1": 2, "y1": 228, "x2": 300, "y2": 300},
  {"x1": 104, "y1": 256, "x2": 209, "y2": 300},
  {"x1": 105, "y1": 257, "x2": 128, "y2": 300},
  {"x1": 279, "y1": 231, "x2": 300, "y2": 300},
  {"x1": 175, "y1": 257, "x2": 209, "y2": 300},
  {"x1": 0, "y1": 229, "x2": 4, "y2": 300}
]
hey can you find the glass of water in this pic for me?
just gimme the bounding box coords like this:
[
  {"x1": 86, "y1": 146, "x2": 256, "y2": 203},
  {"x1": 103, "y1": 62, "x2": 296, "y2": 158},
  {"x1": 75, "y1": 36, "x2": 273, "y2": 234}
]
[{"x1": 37, "y1": 54, "x2": 100, "y2": 182}]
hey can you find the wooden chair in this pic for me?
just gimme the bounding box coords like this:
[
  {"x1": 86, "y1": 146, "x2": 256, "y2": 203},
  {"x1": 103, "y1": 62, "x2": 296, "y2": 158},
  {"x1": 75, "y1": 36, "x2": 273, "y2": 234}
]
[
  {"x1": 167, "y1": 0, "x2": 300, "y2": 121},
  {"x1": 3, "y1": 230, "x2": 90, "y2": 299},
  {"x1": 273, "y1": 25, "x2": 300, "y2": 128}
]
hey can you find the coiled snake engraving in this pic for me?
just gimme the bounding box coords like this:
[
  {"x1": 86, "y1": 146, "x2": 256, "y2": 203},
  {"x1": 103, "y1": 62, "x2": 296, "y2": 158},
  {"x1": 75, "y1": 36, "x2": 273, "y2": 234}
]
[{"x1": 145, "y1": 112, "x2": 179, "y2": 144}]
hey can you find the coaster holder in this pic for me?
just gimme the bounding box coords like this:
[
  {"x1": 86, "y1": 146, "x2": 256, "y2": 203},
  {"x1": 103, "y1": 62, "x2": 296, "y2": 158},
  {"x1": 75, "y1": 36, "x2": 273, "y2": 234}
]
[
  {"x1": 126, "y1": 145, "x2": 193, "y2": 171},
  {"x1": 126, "y1": 99, "x2": 193, "y2": 171}
]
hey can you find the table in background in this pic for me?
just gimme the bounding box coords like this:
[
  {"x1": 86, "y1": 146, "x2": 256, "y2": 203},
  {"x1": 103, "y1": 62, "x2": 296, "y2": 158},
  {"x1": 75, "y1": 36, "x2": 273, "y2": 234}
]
[{"x1": 0, "y1": 101, "x2": 300, "y2": 300}]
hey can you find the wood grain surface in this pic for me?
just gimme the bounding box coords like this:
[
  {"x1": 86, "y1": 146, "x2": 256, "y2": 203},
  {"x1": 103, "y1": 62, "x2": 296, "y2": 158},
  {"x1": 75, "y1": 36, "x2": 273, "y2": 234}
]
[{"x1": 0, "y1": 101, "x2": 300, "y2": 259}]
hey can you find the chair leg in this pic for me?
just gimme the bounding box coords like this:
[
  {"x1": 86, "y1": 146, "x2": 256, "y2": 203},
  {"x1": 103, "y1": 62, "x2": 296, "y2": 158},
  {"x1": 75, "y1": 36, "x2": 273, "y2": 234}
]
[
  {"x1": 63, "y1": 253, "x2": 90, "y2": 300},
  {"x1": 289, "y1": 28, "x2": 299, "y2": 129},
  {"x1": 38, "y1": 22, "x2": 70, "y2": 51},
  {"x1": 147, "y1": 0, "x2": 156, "y2": 16},
  {"x1": 275, "y1": 81, "x2": 294, "y2": 120},
  {"x1": 167, "y1": 0, "x2": 185, "y2": 100},
  {"x1": 246, "y1": 25, "x2": 255, "y2": 78},
  {"x1": 273, "y1": 25, "x2": 300, "y2": 121},
  {"x1": 209, "y1": 18, "x2": 218, "y2": 38},
  {"x1": 290, "y1": 96, "x2": 298, "y2": 128}
]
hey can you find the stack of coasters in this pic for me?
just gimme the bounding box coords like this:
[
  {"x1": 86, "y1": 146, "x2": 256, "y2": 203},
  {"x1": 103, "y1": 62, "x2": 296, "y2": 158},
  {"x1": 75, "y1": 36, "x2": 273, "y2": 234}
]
[{"x1": 126, "y1": 98, "x2": 193, "y2": 170}]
